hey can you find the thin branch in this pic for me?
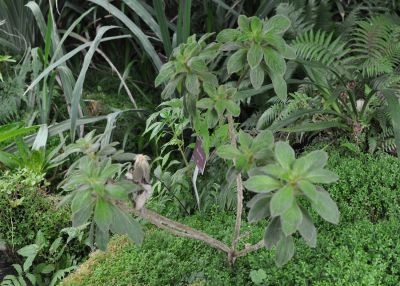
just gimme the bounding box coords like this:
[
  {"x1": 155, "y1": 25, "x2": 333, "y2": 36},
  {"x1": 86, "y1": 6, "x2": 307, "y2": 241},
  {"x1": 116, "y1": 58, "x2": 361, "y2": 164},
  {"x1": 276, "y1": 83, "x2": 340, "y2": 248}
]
[
  {"x1": 132, "y1": 207, "x2": 231, "y2": 254},
  {"x1": 235, "y1": 240, "x2": 264, "y2": 258},
  {"x1": 226, "y1": 114, "x2": 244, "y2": 259}
]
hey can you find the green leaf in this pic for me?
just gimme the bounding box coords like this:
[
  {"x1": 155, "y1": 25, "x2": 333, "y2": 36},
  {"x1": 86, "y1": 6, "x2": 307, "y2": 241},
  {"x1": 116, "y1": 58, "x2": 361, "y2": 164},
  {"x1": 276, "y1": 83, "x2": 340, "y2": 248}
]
[
  {"x1": 225, "y1": 100, "x2": 241, "y2": 117},
  {"x1": 264, "y1": 217, "x2": 283, "y2": 249},
  {"x1": 270, "y1": 72, "x2": 287, "y2": 100},
  {"x1": 161, "y1": 78, "x2": 179, "y2": 99},
  {"x1": 17, "y1": 244, "x2": 39, "y2": 258},
  {"x1": 71, "y1": 190, "x2": 92, "y2": 214},
  {"x1": 95, "y1": 225, "x2": 109, "y2": 251},
  {"x1": 252, "y1": 130, "x2": 274, "y2": 152},
  {"x1": 250, "y1": 17, "x2": 262, "y2": 33},
  {"x1": 105, "y1": 184, "x2": 129, "y2": 200},
  {"x1": 72, "y1": 196, "x2": 95, "y2": 227},
  {"x1": 155, "y1": 62, "x2": 174, "y2": 87},
  {"x1": 270, "y1": 185, "x2": 294, "y2": 217},
  {"x1": 238, "y1": 15, "x2": 250, "y2": 32},
  {"x1": 264, "y1": 47, "x2": 286, "y2": 75},
  {"x1": 298, "y1": 207, "x2": 317, "y2": 248},
  {"x1": 70, "y1": 25, "x2": 116, "y2": 141},
  {"x1": 267, "y1": 15, "x2": 291, "y2": 34},
  {"x1": 227, "y1": 48, "x2": 247, "y2": 74},
  {"x1": 250, "y1": 65, "x2": 265, "y2": 90},
  {"x1": 292, "y1": 150, "x2": 328, "y2": 175},
  {"x1": 247, "y1": 44, "x2": 263, "y2": 69},
  {"x1": 94, "y1": 198, "x2": 113, "y2": 232},
  {"x1": 244, "y1": 175, "x2": 281, "y2": 193},
  {"x1": 275, "y1": 141, "x2": 295, "y2": 170},
  {"x1": 238, "y1": 130, "x2": 253, "y2": 148},
  {"x1": 197, "y1": 98, "x2": 214, "y2": 109},
  {"x1": 306, "y1": 169, "x2": 339, "y2": 184},
  {"x1": 281, "y1": 201, "x2": 303, "y2": 236},
  {"x1": 298, "y1": 180, "x2": 318, "y2": 202},
  {"x1": 247, "y1": 196, "x2": 271, "y2": 223},
  {"x1": 275, "y1": 235, "x2": 294, "y2": 267},
  {"x1": 89, "y1": 0, "x2": 162, "y2": 70},
  {"x1": 312, "y1": 187, "x2": 340, "y2": 224},
  {"x1": 217, "y1": 145, "x2": 241, "y2": 160},
  {"x1": 110, "y1": 205, "x2": 144, "y2": 245},
  {"x1": 185, "y1": 73, "x2": 200, "y2": 95},
  {"x1": 216, "y1": 28, "x2": 240, "y2": 42}
]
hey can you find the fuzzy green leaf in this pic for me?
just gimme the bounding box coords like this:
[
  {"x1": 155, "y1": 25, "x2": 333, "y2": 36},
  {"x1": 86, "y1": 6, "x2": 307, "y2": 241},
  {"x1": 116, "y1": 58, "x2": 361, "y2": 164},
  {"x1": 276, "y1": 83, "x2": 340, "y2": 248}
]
[
  {"x1": 225, "y1": 100, "x2": 241, "y2": 117},
  {"x1": 267, "y1": 15, "x2": 291, "y2": 34},
  {"x1": 275, "y1": 235, "x2": 294, "y2": 267},
  {"x1": 292, "y1": 150, "x2": 328, "y2": 175},
  {"x1": 270, "y1": 72, "x2": 287, "y2": 100},
  {"x1": 298, "y1": 180, "x2": 318, "y2": 202},
  {"x1": 216, "y1": 28, "x2": 240, "y2": 43},
  {"x1": 244, "y1": 175, "x2": 281, "y2": 193},
  {"x1": 247, "y1": 44, "x2": 263, "y2": 69},
  {"x1": 250, "y1": 17, "x2": 262, "y2": 33},
  {"x1": 155, "y1": 62, "x2": 174, "y2": 87},
  {"x1": 227, "y1": 49, "x2": 247, "y2": 74},
  {"x1": 312, "y1": 187, "x2": 340, "y2": 224},
  {"x1": 94, "y1": 197, "x2": 112, "y2": 232},
  {"x1": 238, "y1": 15, "x2": 250, "y2": 32},
  {"x1": 250, "y1": 65, "x2": 265, "y2": 89},
  {"x1": 185, "y1": 73, "x2": 200, "y2": 95},
  {"x1": 281, "y1": 201, "x2": 303, "y2": 236},
  {"x1": 298, "y1": 207, "x2": 317, "y2": 248},
  {"x1": 264, "y1": 47, "x2": 286, "y2": 75},
  {"x1": 270, "y1": 185, "x2": 294, "y2": 217},
  {"x1": 306, "y1": 169, "x2": 339, "y2": 184},
  {"x1": 247, "y1": 196, "x2": 271, "y2": 223},
  {"x1": 217, "y1": 145, "x2": 241, "y2": 160},
  {"x1": 264, "y1": 217, "x2": 283, "y2": 249},
  {"x1": 275, "y1": 142, "x2": 295, "y2": 170}
]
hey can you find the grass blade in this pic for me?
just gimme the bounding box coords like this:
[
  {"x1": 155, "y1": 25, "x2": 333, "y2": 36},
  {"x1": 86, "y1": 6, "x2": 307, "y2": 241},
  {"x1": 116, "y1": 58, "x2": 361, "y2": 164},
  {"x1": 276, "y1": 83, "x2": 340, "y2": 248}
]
[
  {"x1": 122, "y1": 0, "x2": 161, "y2": 39},
  {"x1": 153, "y1": 0, "x2": 172, "y2": 56},
  {"x1": 24, "y1": 35, "x2": 131, "y2": 95},
  {"x1": 70, "y1": 26, "x2": 117, "y2": 141},
  {"x1": 89, "y1": 0, "x2": 162, "y2": 70},
  {"x1": 177, "y1": 0, "x2": 192, "y2": 45}
]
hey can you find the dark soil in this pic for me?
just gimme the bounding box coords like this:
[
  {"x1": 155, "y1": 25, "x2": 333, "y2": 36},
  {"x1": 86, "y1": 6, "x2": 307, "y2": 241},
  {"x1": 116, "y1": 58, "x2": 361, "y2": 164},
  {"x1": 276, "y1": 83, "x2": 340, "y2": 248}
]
[{"x1": 0, "y1": 249, "x2": 15, "y2": 281}]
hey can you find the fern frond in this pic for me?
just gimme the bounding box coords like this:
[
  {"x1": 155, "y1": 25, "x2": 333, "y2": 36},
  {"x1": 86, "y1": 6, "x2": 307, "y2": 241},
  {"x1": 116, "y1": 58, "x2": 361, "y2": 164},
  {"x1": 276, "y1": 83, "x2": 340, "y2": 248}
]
[
  {"x1": 352, "y1": 16, "x2": 400, "y2": 77},
  {"x1": 276, "y1": 3, "x2": 313, "y2": 38},
  {"x1": 293, "y1": 29, "x2": 352, "y2": 75}
]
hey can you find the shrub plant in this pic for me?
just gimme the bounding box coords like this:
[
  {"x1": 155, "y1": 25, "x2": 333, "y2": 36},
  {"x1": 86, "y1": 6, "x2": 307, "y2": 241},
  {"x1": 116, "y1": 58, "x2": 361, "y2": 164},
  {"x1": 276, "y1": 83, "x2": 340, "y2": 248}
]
[{"x1": 57, "y1": 14, "x2": 340, "y2": 267}]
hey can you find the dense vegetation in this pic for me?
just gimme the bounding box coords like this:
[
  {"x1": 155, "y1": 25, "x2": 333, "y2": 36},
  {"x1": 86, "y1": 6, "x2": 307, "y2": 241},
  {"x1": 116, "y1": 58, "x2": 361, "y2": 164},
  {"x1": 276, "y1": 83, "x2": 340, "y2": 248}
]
[{"x1": 1, "y1": 1, "x2": 400, "y2": 285}]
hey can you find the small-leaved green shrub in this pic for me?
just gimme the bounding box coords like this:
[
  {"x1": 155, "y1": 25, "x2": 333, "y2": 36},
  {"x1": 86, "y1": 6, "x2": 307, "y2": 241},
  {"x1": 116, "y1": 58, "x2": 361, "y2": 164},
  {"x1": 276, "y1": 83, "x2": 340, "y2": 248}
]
[
  {"x1": 60, "y1": 215, "x2": 400, "y2": 286},
  {"x1": 0, "y1": 168, "x2": 69, "y2": 249}
]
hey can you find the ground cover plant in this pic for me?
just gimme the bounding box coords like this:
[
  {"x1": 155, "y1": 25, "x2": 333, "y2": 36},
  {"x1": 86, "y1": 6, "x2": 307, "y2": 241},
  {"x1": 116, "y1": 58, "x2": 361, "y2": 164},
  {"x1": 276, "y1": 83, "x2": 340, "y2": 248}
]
[{"x1": 1, "y1": 1, "x2": 400, "y2": 285}]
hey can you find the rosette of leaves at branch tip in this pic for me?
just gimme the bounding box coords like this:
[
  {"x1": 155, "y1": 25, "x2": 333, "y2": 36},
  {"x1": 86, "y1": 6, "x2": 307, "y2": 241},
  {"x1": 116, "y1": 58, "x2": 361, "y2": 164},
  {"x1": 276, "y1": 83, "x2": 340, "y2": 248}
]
[
  {"x1": 154, "y1": 34, "x2": 219, "y2": 118},
  {"x1": 196, "y1": 84, "x2": 239, "y2": 128},
  {"x1": 244, "y1": 142, "x2": 339, "y2": 266},
  {"x1": 217, "y1": 15, "x2": 296, "y2": 98},
  {"x1": 216, "y1": 130, "x2": 275, "y2": 172},
  {"x1": 58, "y1": 132, "x2": 144, "y2": 251}
]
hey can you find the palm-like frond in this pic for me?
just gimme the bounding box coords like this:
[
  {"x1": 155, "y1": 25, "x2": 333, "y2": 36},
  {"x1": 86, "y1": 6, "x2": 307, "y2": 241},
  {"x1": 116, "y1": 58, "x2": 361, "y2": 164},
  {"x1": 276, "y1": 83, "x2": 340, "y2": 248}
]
[{"x1": 352, "y1": 16, "x2": 400, "y2": 77}]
